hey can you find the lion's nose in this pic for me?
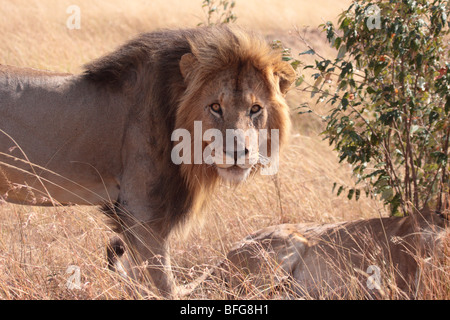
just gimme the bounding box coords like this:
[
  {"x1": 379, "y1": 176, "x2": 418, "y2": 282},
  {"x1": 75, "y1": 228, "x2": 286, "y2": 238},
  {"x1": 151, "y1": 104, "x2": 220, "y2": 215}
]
[{"x1": 226, "y1": 148, "x2": 249, "y2": 164}]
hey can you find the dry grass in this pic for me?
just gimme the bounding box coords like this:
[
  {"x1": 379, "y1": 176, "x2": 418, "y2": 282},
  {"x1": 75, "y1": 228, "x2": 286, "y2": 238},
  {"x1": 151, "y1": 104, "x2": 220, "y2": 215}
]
[{"x1": 0, "y1": 0, "x2": 447, "y2": 300}]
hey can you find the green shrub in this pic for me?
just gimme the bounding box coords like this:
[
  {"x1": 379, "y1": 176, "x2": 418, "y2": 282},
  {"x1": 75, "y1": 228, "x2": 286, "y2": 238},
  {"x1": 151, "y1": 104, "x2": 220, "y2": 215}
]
[{"x1": 298, "y1": 0, "x2": 449, "y2": 216}]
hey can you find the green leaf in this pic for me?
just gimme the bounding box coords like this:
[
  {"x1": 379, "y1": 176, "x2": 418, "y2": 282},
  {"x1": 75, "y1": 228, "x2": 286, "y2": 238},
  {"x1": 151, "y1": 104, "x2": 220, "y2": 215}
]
[
  {"x1": 340, "y1": 17, "x2": 351, "y2": 29},
  {"x1": 341, "y1": 97, "x2": 349, "y2": 110},
  {"x1": 348, "y1": 188, "x2": 355, "y2": 200},
  {"x1": 429, "y1": 110, "x2": 439, "y2": 124},
  {"x1": 337, "y1": 44, "x2": 347, "y2": 60},
  {"x1": 431, "y1": 151, "x2": 447, "y2": 165},
  {"x1": 291, "y1": 60, "x2": 301, "y2": 71},
  {"x1": 299, "y1": 49, "x2": 315, "y2": 56},
  {"x1": 334, "y1": 37, "x2": 342, "y2": 49},
  {"x1": 381, "y1": 186, "x2": 394, "y2": 201},
  {"x1": 313, "y1": 76, "x2": 323, "y2": 88},
  {"x1": 337, "y1": 185, "x2": 344, "y2": 196},
  {"x1": 363, "y1": 169, "x2": 386, "y2": 179},
  {"x1": 295, "y1": 75, "x2": 304, "y2": 87}
]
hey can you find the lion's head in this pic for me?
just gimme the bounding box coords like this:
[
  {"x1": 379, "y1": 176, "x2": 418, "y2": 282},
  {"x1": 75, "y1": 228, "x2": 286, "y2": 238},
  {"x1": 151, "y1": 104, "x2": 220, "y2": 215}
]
[{"x1": 173, "y1": 26, "x2": 295, "y2": 186}]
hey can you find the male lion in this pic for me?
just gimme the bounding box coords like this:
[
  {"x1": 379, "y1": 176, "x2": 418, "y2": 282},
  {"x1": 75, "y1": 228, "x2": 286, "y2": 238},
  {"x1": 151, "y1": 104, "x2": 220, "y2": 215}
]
[{"x1": 0, "y1": 25, "x2": 295, "y2": 297}]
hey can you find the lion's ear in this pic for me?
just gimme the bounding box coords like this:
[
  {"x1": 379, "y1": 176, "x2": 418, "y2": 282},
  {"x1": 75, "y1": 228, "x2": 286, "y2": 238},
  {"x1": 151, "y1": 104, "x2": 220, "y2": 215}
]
[
  {"x1": 180, "y1": 53, "x2": 198, "y2": 80},
  {"x1": 276, "y1": 62, "x2": 296, "y2": 95}
]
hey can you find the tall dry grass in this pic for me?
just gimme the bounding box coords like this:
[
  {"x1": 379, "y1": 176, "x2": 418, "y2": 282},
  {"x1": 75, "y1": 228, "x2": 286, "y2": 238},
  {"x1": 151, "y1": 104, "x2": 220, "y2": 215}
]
[{"x1": 0, "y1": 0, "x2": 447, "y2": 299}]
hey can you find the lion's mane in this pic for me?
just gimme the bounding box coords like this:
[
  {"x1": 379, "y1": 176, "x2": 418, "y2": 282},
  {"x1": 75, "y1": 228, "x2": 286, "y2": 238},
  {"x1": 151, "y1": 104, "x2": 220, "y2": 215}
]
[{"x1": 83, "y1": 25, "x2": 293, "y2": 233}]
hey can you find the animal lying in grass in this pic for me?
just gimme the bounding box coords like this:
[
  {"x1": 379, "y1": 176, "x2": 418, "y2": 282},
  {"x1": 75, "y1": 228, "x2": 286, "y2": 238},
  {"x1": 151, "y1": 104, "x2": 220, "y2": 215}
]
[
  {"x1": 216, "y1": 208, "x2": 447, "y2": 299},
  {"x1": 0, "y1": 25, "x2": 295, "y2": 297}
]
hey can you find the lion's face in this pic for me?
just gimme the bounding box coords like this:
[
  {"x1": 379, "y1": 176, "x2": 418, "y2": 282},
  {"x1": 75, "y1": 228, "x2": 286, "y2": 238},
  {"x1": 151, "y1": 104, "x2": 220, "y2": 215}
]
[
  {"x1": 176, "y1": 43, "x2": 294, "y2": 186},
  {"x1": 196, "y1": 65, "x2": 272, "y2": 183}
]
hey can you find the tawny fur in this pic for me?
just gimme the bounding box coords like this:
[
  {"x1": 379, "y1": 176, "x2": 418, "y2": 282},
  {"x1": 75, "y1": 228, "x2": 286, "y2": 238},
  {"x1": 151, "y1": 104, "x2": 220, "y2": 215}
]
[{"x1": 0, "y1": 25, "x2": 295, "y2": 297}]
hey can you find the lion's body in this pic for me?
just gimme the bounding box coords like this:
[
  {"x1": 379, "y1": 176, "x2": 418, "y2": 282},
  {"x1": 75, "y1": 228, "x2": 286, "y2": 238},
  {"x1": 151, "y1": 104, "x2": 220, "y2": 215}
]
[
  {"x1": 0, "y1": 26, "x2": 294, "y2": 297},
  {"x1": 224, "y1": 211, "x2": 447, "y2": 298},
  {"x1": 0, "y1": 65, "x2": 124, "y2": 206}
]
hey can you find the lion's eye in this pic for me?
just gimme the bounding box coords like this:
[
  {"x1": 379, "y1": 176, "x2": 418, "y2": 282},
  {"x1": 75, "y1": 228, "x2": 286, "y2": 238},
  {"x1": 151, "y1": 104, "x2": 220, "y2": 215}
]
[
  {"x1": 210, "y1": 103, "x2": 222, "y2": 116},
  {"x1": 250, "y1": 104, "x2": 262, "y2": 115}
]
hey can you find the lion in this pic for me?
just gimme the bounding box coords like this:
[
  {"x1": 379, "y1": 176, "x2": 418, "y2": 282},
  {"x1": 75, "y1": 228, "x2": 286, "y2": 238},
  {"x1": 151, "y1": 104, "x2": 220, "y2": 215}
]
[
  {"x1": 218, "y1": 208, "x2": 448, "y2": 299},
  {"x1": 0, "y1": 25, "x2": 295, "y2": 297}
]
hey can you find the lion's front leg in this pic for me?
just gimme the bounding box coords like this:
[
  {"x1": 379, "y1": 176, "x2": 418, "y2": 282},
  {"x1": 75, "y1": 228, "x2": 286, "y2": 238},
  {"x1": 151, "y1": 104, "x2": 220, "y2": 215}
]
[{"x1": 107, "y1": 221, "x2": 175, "y2": 298}]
